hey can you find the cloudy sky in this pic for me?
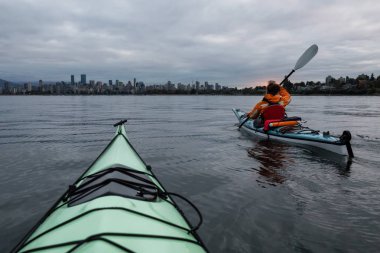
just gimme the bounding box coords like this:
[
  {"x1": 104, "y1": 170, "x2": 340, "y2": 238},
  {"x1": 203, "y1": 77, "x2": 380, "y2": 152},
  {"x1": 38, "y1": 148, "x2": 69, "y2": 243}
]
[{"x1": 1, "y1": 0, "x2": 380, "y2": 86}]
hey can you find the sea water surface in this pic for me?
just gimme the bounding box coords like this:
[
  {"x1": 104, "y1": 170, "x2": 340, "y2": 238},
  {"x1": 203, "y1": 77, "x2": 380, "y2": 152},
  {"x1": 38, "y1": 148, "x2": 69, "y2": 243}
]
[{"x1": 0, "y1": 95, "x2": 379, "y2": 253}]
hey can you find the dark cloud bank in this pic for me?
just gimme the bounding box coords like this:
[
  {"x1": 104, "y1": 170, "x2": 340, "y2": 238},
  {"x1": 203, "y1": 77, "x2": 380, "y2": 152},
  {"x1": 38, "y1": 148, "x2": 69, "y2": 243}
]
[{"x1": 1, "y1": 0, "x2": 379, "y2": 86}]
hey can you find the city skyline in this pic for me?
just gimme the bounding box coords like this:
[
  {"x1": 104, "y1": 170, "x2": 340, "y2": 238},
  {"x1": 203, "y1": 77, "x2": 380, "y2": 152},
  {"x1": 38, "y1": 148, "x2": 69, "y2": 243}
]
[
  {"x1": 2, "y1": 71, "x2": 380, "y2": 86},
  {"x1": 1, "y1": 1, "x2": 380, "y2": 86},
  {"x1": 2, "y1": 72, "x2": 379, "y2": 96}
]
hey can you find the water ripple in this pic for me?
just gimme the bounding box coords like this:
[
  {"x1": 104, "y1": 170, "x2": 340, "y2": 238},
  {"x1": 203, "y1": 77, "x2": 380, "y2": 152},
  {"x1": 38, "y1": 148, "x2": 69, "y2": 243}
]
[{"x1": 1, "y1": 96, "x2": 379, "y2": 253}]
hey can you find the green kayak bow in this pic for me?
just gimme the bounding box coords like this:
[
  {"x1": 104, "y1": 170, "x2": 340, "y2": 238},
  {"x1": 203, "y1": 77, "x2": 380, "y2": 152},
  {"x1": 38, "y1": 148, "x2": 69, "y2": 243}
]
[{"x1": 12, "y1": 120, "x2": 208, "y2": 253}]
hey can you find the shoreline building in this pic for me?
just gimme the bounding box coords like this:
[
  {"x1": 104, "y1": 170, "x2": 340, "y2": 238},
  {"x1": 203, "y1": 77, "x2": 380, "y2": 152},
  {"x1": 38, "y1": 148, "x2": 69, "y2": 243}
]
[{"x1": 81, "y1": 74, "x2": 86, "y2": 85}]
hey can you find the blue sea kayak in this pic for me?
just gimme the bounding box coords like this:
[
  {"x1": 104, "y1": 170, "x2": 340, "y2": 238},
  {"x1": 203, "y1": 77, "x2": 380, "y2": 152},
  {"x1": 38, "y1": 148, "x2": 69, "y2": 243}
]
[{"x1": 233, "y1": 108, "x2": 353, "y2": 156}]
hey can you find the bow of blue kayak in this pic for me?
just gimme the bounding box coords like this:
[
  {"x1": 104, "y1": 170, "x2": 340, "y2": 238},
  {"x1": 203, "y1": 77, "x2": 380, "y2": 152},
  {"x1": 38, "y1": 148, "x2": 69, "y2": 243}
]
[{"x1": 12, "y1": 121, "x2": 208, "y2": 253}]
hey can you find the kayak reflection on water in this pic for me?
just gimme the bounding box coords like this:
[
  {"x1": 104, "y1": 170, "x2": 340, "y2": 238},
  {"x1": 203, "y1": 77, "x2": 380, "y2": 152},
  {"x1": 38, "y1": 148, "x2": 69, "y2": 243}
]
[
  {"x1": 247, "y1": 139, "x2": 352, "y2": 186},
  {"x1": 300, "y1": 147, "x2": 353, "y2": 176},
  {"x1": 248, "y1": 140, "x2": 291, "y2": 186}
]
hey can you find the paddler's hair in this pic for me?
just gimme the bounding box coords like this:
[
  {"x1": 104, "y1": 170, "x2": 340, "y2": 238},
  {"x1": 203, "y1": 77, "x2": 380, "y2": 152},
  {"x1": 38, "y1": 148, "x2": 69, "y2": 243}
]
[{"x1": 267, "y1": 83, "x2": 280, "y2": 96}]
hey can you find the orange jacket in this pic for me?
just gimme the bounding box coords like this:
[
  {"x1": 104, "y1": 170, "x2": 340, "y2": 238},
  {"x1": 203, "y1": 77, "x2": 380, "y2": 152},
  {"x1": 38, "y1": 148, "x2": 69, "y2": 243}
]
[{"x1": 248, "y1": 87, "x2": 291, "y2": 118}]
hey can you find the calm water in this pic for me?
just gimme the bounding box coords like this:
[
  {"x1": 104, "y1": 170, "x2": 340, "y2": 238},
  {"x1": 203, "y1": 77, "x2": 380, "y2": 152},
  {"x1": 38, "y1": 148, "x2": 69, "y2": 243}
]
[{"x1": 0, "y1": 95, "x2": 379, "y2": 253}]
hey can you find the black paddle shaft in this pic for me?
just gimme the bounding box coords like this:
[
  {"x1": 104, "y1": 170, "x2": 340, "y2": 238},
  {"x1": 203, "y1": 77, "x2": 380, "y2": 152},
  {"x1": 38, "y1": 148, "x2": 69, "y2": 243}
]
[
  {"x1": 279, "y1": 69, "x2": 295, "y2": 86},
  {"x1": 238, "y1": 116, "x2": 250, "y2": 129}
]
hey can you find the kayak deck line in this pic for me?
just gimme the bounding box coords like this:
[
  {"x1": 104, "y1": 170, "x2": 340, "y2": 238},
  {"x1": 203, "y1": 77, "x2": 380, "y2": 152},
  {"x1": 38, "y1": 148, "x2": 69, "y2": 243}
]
[
  {"x1": 79, "y1": 166, "x2": 155, "y2": 183},
  {"x1": 233, "y1": 108, "x2": 353, "y2": 156},
  {"x1": 47, "y1": 165, "x2": 158, "y2": 213},
  {"x1": 64, "y1": 168, "x2": 162, "y2": 205},
  {"x1": 21, "y1": 205, "x2": 195, "y2": 250},
  {"x1": 12, "y1": 121, "x2": 208, "y2": 253},
  {"x1": 21, "y1": 232, "x2": 205, "y2": 253}
]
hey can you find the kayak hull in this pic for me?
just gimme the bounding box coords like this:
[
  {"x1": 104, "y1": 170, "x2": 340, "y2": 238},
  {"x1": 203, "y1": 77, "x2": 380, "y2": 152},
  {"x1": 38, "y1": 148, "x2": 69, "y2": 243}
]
[
  {"x1": 233, "y1": 108, "x2": 350, "y2": 156},
  {"x1": 12, "y1": 123, "x2": 207, "y2": 253}
]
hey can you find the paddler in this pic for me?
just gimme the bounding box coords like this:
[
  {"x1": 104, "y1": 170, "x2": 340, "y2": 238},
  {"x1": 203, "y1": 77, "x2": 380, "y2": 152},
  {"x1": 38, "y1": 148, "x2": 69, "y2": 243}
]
[{"x1": 246, "y1": 82, "x2": 291, "y2": 127}]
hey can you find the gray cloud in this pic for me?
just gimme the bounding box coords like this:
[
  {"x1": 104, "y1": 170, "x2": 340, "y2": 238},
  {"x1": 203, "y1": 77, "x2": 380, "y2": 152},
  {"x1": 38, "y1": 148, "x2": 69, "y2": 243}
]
[{"x1": 1, "y1": 0, "x2": 380, "y2": 86}]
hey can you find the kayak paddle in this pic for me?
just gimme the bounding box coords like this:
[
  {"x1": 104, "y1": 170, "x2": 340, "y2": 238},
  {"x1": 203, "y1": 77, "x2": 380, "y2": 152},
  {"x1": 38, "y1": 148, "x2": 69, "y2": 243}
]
[
  {"x1": 238, "y1": 44, "x2": 318, "y2": 129},
  {"x1": 279, "y1": 44, "x2": 318, "y2": 85}
]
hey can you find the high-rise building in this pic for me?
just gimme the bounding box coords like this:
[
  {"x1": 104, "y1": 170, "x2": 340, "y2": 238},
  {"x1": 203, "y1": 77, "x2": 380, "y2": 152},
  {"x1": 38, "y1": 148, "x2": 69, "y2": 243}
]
[
  {"x1": 71, "y1": 75, "x2": 75, "y2": 85},
  {"x1": 81, "y1": 74, "x2": 86, "y2": 84},
  {"x1": 39, "y1": 80, "x2": 43, "y2": 92},
  {"x1": 109, "y1": 80, "x2": 112, "y2": 86}
]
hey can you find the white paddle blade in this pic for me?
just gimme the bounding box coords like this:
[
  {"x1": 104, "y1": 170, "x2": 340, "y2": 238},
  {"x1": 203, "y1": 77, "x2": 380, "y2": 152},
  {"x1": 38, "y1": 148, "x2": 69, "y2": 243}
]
[{"x1": 294, "y1": 44, "x2": 318, "y2": 70}]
